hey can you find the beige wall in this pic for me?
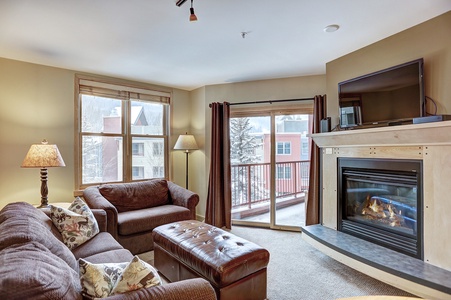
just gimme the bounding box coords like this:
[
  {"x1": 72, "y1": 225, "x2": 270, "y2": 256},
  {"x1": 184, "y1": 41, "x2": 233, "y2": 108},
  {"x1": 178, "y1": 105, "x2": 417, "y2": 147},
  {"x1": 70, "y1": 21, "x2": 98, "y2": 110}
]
[
  {"x1": 326, "y1": 11, "x2": 451, "y2": 129},
  {"x1": 0, "y1": 58, "x2": 190, "y2": 209}
]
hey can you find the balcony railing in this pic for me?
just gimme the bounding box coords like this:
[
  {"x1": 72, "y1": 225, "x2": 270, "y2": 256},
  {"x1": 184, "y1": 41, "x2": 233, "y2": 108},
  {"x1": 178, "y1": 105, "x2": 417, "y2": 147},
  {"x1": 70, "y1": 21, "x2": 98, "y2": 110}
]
[{"x1": 231, "y1": 160, "x2": 310, "y2": 211}]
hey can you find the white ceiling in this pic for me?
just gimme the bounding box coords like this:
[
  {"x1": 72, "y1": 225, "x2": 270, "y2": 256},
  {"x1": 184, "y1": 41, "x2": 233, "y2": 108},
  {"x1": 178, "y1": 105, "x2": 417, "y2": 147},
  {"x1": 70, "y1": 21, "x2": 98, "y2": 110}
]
[{"x1": 0, "y1": 1, "x2": 450, "y2": 91}]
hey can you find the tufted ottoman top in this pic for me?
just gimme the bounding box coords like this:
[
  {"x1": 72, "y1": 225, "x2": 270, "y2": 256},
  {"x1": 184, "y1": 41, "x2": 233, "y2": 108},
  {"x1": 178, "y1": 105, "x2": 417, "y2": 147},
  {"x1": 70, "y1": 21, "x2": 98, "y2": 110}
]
[{"x1": 152, "y1": 220, "x2": 270, "y2": 287}]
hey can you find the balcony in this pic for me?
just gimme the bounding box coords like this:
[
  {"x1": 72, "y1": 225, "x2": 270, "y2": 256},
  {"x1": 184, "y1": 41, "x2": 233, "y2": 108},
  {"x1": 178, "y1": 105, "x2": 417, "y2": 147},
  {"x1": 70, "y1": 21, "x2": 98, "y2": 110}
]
[{"x1": 231, "y1": 160, "x2": 309, "y2": 225}]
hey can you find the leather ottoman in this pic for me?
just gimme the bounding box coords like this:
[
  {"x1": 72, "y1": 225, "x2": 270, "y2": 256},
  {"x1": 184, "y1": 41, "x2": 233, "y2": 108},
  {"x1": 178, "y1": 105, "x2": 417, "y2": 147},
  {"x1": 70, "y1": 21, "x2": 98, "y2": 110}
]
[{"x1": 152, "y1": 220, "x2": 270, "y2": 300}]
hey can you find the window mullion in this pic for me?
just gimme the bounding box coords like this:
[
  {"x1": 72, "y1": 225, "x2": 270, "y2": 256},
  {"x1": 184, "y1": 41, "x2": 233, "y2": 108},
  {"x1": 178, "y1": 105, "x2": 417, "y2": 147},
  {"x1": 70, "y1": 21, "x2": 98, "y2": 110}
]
[{"x1": 124, "y1": 99, "x2": 131, "y2": 182}]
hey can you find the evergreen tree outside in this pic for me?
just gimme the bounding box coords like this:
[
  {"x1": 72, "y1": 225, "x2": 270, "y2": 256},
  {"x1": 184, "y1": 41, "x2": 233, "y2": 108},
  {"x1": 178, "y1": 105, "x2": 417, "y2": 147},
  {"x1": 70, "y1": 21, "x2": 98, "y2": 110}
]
[{"x1": 230, "y1": 117, "x2": 268, "y2": 208}]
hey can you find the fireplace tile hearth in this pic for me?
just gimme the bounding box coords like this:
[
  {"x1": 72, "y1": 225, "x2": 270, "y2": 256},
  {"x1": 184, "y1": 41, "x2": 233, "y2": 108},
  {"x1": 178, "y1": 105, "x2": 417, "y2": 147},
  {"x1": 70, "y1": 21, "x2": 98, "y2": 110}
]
[{"x1": 302, "y1": 224, "x2": 451, "y2": 296}]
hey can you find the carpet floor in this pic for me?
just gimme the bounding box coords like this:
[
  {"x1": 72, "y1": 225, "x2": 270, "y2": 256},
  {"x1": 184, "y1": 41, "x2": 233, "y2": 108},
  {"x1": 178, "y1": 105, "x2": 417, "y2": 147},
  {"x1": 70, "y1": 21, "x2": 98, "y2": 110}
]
[
  {"x1": 230, "y1": 226, "x2": 417, "y2": 300},
  {"x1": 139, "y1": 225, "x2": 417, "y2": 300}
]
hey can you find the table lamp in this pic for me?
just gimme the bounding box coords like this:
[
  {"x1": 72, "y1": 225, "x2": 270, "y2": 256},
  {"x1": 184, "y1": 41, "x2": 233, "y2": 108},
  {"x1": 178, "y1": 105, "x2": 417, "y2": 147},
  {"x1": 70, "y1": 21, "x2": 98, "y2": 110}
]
[{"x1": 21, "y1": 139, "x2": 66, "y2": 208}]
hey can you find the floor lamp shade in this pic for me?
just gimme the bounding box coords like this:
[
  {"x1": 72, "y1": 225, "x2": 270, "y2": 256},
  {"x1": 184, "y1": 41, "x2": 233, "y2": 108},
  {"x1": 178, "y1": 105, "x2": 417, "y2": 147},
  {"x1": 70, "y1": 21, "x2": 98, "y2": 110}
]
[
  {"x1": 21, "y1": 140, "x2": 65, "y2": 208},
  {"x1": 174, "y1": 134, "x2": 198, "y2": 151},
  {"x1": 174, "y1": 134, "x2": 198, "y2": 189}
]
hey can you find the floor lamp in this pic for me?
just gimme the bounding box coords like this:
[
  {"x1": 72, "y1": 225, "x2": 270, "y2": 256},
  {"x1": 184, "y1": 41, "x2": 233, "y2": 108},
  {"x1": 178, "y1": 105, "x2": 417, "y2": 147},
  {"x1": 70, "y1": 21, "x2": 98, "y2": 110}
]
[
  {"x1": 21, "y1": 139, "x2": 66, "y2": 208},
  {"x1": 174, "y1": 133, "x2": 198, "y2": 189}
]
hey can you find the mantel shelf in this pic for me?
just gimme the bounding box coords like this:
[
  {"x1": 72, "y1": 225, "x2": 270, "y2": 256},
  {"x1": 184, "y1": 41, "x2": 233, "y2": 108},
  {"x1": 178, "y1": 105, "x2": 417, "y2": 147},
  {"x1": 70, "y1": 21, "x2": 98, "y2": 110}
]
[{"x1": 309, "y1": 120, "x2": 451, "y2": 148}]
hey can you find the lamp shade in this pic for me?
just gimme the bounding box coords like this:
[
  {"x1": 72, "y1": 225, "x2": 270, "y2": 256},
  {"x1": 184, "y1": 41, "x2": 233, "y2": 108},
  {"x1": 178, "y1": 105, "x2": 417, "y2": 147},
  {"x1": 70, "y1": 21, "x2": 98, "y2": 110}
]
[
  {"x1": 174, "y1": 134, "x2": 198, "y2": 151},
  {"x1": 21, "y1": 140, "x2": 66, "y2": 168}
]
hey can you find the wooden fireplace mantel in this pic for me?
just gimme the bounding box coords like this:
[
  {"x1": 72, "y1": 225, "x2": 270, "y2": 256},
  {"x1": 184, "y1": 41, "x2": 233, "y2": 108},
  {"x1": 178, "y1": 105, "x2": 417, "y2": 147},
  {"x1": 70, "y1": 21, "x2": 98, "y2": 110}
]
[
  {"x1": 309, "y1": 120, "x2": 451, "y2": 148},
  {"x1": 303, "y1": 121, "x2": 451, "y2": 300}
]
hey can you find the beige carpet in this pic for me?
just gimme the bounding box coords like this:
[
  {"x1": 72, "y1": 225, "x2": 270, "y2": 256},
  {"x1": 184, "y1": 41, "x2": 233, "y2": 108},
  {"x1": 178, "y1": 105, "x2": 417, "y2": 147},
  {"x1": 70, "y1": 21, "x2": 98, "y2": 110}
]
[{"x1": 139, "y1": 226, "x2": 418, "y2": 300}]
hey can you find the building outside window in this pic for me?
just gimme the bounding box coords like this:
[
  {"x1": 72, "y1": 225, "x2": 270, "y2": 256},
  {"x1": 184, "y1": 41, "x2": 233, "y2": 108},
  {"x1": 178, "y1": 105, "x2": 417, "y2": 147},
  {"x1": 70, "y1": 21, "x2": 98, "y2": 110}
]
[{"x1": 76, "y1": 76, "x2": 170, "y2": 189}]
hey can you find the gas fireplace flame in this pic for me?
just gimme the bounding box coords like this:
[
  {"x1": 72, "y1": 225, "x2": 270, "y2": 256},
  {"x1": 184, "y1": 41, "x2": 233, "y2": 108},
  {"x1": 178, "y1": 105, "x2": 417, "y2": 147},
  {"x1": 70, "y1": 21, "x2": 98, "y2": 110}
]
[{"x1": 361, "y1": 195, "x2": 404, "y2": 227}]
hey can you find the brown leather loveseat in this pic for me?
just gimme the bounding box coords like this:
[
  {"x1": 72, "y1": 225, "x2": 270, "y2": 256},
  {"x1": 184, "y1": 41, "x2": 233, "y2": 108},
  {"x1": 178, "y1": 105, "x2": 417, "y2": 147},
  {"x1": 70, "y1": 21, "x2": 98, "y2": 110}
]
[{"x1": 83, "y1": 179, "x2": 199, "y2": 254}]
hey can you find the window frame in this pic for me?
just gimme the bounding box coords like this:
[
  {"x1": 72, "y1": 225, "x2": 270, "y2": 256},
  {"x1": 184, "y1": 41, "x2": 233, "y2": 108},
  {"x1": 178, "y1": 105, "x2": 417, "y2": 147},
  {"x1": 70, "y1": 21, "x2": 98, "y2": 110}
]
[{"x1": 74, "y1": 75, "x2": 171, "y2": 191}]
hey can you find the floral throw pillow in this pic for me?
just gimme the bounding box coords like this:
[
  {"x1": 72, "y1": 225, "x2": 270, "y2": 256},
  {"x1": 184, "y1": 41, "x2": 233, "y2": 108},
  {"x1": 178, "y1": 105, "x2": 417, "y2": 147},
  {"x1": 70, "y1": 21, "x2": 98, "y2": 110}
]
[
  {"x1": 79, "y1": 256, "x2": 161, "y2": 298},
  {"x1": 79, "y1": 259, "x2": 128, "y2": 298},
  {"x1": 111, "y1": 256, "x2": 161, "y2": 295},
  {"x1": 50, "y1": 197, "x2": 99, "y2": 250}
]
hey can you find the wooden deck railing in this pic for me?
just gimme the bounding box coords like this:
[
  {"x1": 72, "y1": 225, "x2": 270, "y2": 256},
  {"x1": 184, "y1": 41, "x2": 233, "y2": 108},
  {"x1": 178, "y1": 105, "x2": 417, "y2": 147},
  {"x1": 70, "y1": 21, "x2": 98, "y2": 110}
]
[{"x1": 231, "y1": 160, "x2": 310, "y2": 210}]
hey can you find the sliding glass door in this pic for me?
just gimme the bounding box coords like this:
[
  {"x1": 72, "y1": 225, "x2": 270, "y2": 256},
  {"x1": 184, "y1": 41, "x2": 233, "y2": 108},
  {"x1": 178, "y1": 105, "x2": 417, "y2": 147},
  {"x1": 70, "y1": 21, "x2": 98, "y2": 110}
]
[{"x1": 230, "y1": 108, "x2": 312, "y2": 231}]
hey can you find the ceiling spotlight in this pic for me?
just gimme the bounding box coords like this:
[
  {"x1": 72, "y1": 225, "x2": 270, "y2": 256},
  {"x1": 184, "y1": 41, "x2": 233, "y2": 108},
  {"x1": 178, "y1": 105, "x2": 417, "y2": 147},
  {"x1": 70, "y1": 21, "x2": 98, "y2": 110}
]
[
  {"x1": 324, "y1": 24, "x2": 340, "y2": 33},
  {"x1": 190, "y1": 0, "x2": 198, "y2": 22},
  {"x1": 175, "y1": 0, "x2": 187, "y2": 7}
]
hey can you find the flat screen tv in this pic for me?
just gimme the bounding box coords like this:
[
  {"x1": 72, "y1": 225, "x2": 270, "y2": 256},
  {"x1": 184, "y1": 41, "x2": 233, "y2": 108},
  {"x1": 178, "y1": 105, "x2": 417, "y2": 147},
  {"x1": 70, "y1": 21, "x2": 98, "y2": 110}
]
[{"x1": 338, "y1": 58, "x2": 424, "y2": 128}]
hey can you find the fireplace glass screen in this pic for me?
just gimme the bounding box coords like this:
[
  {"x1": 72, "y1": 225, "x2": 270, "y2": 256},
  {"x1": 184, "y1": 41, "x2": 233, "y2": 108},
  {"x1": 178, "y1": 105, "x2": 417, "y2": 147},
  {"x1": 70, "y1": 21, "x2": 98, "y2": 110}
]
[
  {"x1": 344, "y1": 171, "x2": 417, "y2": 236},
  {"x1": 338, "y1": 158, "x2": 422, "y2": 258}
]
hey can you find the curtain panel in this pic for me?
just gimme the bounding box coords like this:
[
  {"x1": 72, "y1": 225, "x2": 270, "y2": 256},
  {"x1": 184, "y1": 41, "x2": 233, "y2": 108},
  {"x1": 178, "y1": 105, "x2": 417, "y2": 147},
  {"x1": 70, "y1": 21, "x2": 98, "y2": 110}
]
[
  {"x1": 205, "y1": 102, "x2": 232, "y2": 229},
  {"x1": 306, "y1": 95, "x2": 326, "y2": 225}
]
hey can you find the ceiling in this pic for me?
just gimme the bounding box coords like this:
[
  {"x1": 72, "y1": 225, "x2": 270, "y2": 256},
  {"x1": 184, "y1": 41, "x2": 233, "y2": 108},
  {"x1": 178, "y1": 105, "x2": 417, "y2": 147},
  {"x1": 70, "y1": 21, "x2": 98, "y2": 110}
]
[{"x1": 0, "y1": 1, "x2": 450, "y2": 91}]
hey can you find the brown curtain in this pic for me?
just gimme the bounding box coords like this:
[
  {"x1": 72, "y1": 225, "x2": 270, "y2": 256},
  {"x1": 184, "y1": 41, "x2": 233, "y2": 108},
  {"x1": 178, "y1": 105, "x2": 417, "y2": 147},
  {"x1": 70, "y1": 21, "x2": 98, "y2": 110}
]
[
  {"x1": 306, "y1": 95, "x2": 326, "y2": 225},
  {"x1": 205, "y1": 102, "x2": 232, "y2": 229}
]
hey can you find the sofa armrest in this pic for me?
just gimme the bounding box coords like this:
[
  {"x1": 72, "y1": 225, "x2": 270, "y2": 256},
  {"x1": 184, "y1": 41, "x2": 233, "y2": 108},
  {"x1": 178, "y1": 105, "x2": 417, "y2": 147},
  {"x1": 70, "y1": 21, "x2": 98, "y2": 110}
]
[
  {"x1": 83, "y1": 187, "x2": 119, "y2": 239},
  {"x1": 168, "y1": 181, "x2": 200, "y2": 220},
  {"x1": 91, "y1": 209, "x2": 107, "y2": 232},
  {"x1": 104, "y1": 278, "x2": 216, "y2": 300}
]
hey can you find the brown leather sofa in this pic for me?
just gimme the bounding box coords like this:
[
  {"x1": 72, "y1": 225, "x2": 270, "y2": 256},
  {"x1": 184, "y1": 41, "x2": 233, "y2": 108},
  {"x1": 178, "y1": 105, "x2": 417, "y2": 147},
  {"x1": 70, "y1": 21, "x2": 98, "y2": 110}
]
[
  {"x1": 83, "y1": 179, "x2": 199, "y2": 254},
  {"x1": 0, "y1": 202, "x2": 216, "y2": 300}
]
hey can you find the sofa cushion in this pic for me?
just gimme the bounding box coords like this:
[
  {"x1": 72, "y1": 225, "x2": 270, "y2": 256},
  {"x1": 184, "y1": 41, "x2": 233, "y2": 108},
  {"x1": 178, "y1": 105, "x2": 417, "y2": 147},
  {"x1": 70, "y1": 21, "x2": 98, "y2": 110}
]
[
  {"x1": 117, "y1": 205, "x2": 191, "y2": 236},
  {"x1": 0, "y1": 241, "x2": 82, "y2": 300},
  {"x1": 79, "y1": 256, "x2": 160, "y2": 298},
  {"x1": 50, "y1": 197, "x2": 100, "y2": 250},
  {"x1": 0, "y1": 202, "x2": 78, "y2": 271},
  {"x1": 79, "y1": 259, "x2": 128, "y2": 298},
  {"x1": 0, "y1": 202, "x2": 64, "y2": 242},
  {"x1": 83, "y1": 248, "x2": 134, "y2": 265},
  {"x1": 71, "y1": 232, "x2": 124, "y2": 260},
  {"x1": 99, "y1": 179, "x2": 170, "y2": 213},
  {"x1": 111, "y1": 256, "x2": 161, "y2": 295}
]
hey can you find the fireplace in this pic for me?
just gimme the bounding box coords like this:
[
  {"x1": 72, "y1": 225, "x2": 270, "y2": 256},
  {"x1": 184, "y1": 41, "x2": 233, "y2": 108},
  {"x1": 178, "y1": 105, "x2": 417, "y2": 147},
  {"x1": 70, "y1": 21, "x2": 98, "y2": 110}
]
[{"x1": 338, "y1": 157, "x2": 423, "y2": 259}]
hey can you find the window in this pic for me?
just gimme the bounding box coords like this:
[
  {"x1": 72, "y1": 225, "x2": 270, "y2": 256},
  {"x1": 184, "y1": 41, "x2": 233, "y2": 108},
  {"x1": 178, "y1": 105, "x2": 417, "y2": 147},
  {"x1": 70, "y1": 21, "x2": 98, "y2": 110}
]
[
  {"x1": 132, "y1": 143, "x2": 144, "y2": 156},
  {"x1": 276, "y1": 165, "x2": 292, "y2": 179},
  {"x1": 152, "y1": 142, "x2": 163, "y2": 156},
  {"x1": 277, "y1": 142, "x2": 291, "y2": 155},
  {"x1": 76, "y1": 76, "x2": 170, "y2": 189},
  {"x1": 132, "y1": 166, "x2": 144, "y2": 179},
  {"x1": 153, "y1": 166, "x2": 164, "y2": 178},
  {"x1": 301, "y1": 140, "x2": 309, "y2": 156}
]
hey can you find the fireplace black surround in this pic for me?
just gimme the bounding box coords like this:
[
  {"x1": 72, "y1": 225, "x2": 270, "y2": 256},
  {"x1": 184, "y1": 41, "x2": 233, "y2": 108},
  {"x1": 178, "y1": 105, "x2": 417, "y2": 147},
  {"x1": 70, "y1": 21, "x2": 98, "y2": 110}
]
[{"x1": 338, "y1": 157, "x2": 423, "y2": 259}]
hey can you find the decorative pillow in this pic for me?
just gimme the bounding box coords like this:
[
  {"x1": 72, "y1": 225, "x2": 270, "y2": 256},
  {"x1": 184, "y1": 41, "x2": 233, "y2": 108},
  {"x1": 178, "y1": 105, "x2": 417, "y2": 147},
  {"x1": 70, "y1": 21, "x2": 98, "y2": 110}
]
[
  {"x1": 50, "y1": 197, "x2": 99, "y2": 249},
  {"x1": 79, "y1": 259, "x2": 128, "y2": 298},
  {"x1": 78, "y1": 256, "x2": 161, "y2": 298},
  {"x1": 111, "y1": 256, "x2": 161, "y2": 295}
]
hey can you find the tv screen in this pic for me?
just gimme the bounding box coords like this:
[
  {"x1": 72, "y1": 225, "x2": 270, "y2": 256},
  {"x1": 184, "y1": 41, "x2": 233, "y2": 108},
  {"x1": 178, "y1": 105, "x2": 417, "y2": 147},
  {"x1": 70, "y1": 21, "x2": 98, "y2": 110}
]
[{"x1": 338, "y1": 58, "x2": 424, "y2": 128}]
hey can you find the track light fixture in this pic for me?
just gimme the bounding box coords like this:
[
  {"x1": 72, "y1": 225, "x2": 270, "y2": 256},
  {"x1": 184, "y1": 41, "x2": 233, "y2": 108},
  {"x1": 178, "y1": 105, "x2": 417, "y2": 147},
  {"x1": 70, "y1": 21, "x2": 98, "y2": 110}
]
[
  {"x1": 189, "y1": 0, "x2": 197, "y2": 22},
  {"x1": 175, "y1": 0, "x2": 198, "y2": 22}
]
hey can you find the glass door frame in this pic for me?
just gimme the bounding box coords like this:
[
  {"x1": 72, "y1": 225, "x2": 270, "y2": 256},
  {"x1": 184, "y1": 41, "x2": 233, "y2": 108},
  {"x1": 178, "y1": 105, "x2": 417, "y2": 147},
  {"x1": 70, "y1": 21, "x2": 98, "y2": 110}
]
[{"x1": 230, "y1": 103, "x2": 313, "y2": 232}]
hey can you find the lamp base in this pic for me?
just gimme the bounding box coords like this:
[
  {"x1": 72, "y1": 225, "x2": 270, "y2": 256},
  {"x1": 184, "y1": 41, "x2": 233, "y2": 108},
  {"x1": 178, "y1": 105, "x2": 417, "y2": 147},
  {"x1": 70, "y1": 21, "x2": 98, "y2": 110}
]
[{"x1": 36, "y1": 203, "x2": 50, "y2": 209}]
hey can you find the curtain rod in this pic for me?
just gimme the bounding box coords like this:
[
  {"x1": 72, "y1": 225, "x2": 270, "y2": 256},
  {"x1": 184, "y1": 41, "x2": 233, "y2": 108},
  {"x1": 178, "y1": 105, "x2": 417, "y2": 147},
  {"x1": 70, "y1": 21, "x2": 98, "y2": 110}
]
[{"x1": 209, "y1": 97, "x2": 314, "y2": 107}]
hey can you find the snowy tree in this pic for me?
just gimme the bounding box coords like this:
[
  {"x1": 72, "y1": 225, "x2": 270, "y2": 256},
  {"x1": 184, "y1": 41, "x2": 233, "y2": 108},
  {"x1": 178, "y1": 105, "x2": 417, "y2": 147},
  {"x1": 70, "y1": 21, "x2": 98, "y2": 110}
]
[
  {"x1": 230, "y1": 118, "x2": 259, "y2": 164},
  {"x1": 230, "y1": 117, "x2": 267, "y2": 207}
]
